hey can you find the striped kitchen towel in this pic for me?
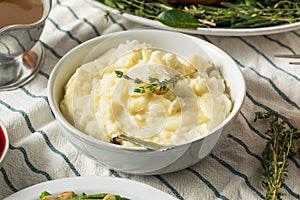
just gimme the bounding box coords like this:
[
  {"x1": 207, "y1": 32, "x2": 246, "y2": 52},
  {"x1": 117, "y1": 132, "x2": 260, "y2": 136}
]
[{"x1": 0, "y1": 0, "x2": 299, "y2": 199}]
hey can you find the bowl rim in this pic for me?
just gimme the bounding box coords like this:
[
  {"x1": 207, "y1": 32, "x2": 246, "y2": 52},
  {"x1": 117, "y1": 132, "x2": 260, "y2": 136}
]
[
  {"x1": 48, "y1": 29, "x2": 246, "y2": 151},
  {"x1": 0, "y1": 120, "x2": 9, "y2": 163}
]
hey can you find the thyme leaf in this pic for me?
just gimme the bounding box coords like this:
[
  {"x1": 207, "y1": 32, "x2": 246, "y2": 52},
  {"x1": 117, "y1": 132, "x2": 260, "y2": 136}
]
[
  {"x1": 115, "y1": 70, "x2": 194, "y2": 94},
  {"x1": 254, "y1": 110, "x2": 300, "y2": 200}
]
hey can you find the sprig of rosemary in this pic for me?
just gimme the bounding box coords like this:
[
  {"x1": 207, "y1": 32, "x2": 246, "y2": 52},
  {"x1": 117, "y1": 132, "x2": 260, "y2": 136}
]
[
  {"x1": 254, "y1": 110, "x2": 300, "y2": 200},
  {"x1": 115, "y1": 70, "x2": 190, "y2": 94}
]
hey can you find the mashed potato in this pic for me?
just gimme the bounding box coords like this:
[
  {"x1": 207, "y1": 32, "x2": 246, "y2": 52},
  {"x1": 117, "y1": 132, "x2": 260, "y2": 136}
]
[{"x1": 60, "y1": 40, "x2": 232, "y2": 146}]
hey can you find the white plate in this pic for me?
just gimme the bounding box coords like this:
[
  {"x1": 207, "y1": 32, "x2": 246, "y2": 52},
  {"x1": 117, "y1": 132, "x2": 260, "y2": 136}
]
[
  {"x1": 4, "y1": 176, "x2": 177, "y2": 200},
  {"x1": 93, "y1": 2, "x2": 300, "y2": 36}
]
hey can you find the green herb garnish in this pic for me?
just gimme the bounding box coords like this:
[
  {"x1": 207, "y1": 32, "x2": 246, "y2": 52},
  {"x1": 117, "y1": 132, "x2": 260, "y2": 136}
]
[
  {"x1": 98, "y1": 0, "x2": 300, "y2": 29},
  {"x1": 254, "y1": 110, "x2": 300, "y2": 200},
  {"x1": 115, "y1": 70, "x2": 194, "y2": 94},
  {"x1": 39, "y1": 191, "x2": 51, "y2": 199}
]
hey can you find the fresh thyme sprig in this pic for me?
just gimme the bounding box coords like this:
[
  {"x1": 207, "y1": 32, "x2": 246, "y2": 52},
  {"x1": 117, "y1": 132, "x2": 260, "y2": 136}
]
[
  {"x1": 115, "y1": 70, "x2": 193, "y2": 94},
  {"x1": 254, "y1": 110, "x2": 300, "y2": 200}
]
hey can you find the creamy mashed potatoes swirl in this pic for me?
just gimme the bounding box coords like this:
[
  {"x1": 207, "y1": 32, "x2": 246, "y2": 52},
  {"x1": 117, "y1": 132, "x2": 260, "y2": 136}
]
[{"x1": 60, "y1": 40, "x2": 232, "y2": 146}]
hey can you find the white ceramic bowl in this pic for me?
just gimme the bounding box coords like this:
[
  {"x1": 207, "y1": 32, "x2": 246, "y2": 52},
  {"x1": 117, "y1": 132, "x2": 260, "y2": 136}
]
[
  {"x1": 48, "y1": 30, "x2": 246, "y2": 175},
  {"x1": 0, "y1": 120, "x2": 9, "y2": 165}
]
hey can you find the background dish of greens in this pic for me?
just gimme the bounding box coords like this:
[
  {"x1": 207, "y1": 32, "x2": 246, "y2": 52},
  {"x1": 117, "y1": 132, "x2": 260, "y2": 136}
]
[{"x1": 96, "y1": 0, "x2": 300, "y2": 35}]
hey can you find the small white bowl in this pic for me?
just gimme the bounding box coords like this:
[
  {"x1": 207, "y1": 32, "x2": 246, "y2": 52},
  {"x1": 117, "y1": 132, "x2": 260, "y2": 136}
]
[
  {"x1": 48, "y1": 30, "x2": 246, "y2": 175},
  {"x1": 0, "y1": 120, "x2": 9, "y2": 164}
]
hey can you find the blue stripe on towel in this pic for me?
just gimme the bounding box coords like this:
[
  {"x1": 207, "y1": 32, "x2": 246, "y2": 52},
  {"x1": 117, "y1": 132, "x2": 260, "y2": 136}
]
[
  {"x1": 210, "y1": 153, "x2": 265, "y2": 199},
  {"x1": 55, "y1": 0, "x2": 100, "y2": 36},
  {"x1": 37, "y1": 130, "x2": 80, "y2": 176},
  {"x1": 289, "y1": 156, "x2": 300, "y2": 169},
  {"x1": 263, "y1": 35, "x2": 296, "y2": 54},
  {"x1": 292, "y1": 31, "x2": 300, "y2": 38},
  {"x1": 20, "y1": 87, "x2": 49, "y2": 105},
  {"x1": 20, "y1": 87, "x2": 54, "y2": 118},
  {"x1": 283, "y1": 185, "x2": 300, "y2": 199},
  {"x1": 153, "y1": 175, "x2": 184, "y2": 200},
  {"x1": 0, "y1": 99, "x2": 81, "y2": 177},
  {"x1": 39, "y1": 40, "x2": 62, "y2": 59},
  {"x1": 47, "y1": 18, "x2": 82, "y2": 45},
  {"x1": 245, "y1": 92, "x2": 295, "y2": 129},
  {"x1": 38, "y1": 70, "x2": 50, "y2": 80},
  {"x1": 236, "y1": 36, "x2": 300, "y2": 82},
  {"x1": 227, "y1": 134, "x2": 263, "y2": 165},
  {"x1": 9, "y1": 144, "x2": 52, "y2": 180},
  {"x1": 186, "y1": 168, "x2": 229, "y2": 200},
  {"x1": 0, "y1": 167, "x2": 18, "y2": 193},
  {"x1": 234, "y1": 59, "x2": 300, "y2": 110},
  {"x1": 106, "y1": 14, "x2": 127, "y2": 31},
  {"x1": 247, "y1": 66, "x2": 300, "y2": 110},
  {"x1": 239, "y1": 112, "x2": 268, "y2": 140}
]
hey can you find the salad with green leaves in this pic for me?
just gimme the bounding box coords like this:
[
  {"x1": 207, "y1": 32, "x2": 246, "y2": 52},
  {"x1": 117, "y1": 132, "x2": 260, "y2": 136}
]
[{"x1": 39, "y1": 191, "x2": 130, "y2": 200}]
